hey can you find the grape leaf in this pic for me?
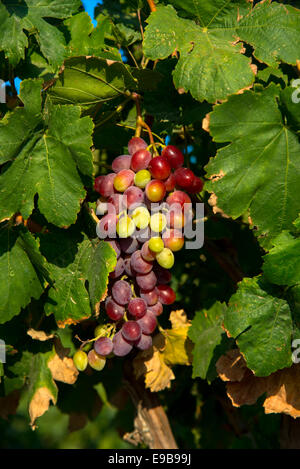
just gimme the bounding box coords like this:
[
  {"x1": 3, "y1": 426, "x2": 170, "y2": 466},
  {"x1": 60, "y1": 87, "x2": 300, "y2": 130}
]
[
  {"x1": 0, "y1": 223, "x2": 47, "y2": 324},
  {"x1": 0, "y1": 0, "x2": 81, "y2": 67},
  {"x1": 40, "y1": 232, "x2": 116, "y2": 326},
  {"x1": 188, "y1": 302, "x2": 228, "y2": 380},
  {"x1": 143, "y1": 2, "x2": 300, "y2": 102},
  {"x1": 49, "y1": 56, "x2": 137, "y2": 107},
  {"x1": 263, "y1": 230, "x2": 300, "y2": 287},
  {"x1": 224, "y1": 276, "x2": 293, "y2": 376},
  {"x1": 0, "y1": 79, "x2": 94, "y2": 227},
  {"x1": 205, "y1": 85, "x2": 300, "y2": 248}
]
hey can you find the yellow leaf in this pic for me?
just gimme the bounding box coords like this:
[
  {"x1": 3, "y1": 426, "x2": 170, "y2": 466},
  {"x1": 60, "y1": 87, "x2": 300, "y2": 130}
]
[
  {"x1": 163, "y1": 328, "x2": 193, "y2": 366},
  {"x1": 29, "y1": 387, "x2": 56, "y2": 429}
]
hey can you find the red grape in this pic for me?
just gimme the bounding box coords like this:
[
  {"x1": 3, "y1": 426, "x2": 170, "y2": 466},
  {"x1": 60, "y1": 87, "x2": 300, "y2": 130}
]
[
  {"x1": 157, "y1": 285, "x2": 176, "y2": 305},
  {"x1": 161, "y1": 145, "x2": 184, "y2": 169},
  {"x1": 128, "y1": 137, "x2": 147, "y2": 156},
  {"x1": 122, "y1": 321, "x2": 142, "y2": 341},
  {"x1": 174, "y1": 167, "x2": 195, "y2": 190},
  {"x1": 137, "y1": 310, "x2": 157, "y2": 335},
  {"x1": 128, "y1": 298, "x2": 147, "y2": 319},
  {"x1": 112, "y1": 155, "x2": 131, "y2": 173},
  {"x1": 94, "y1": 337, "x2": 113, "y2": 356},
  {"x1": 131, "y1": 149, "x2": 152, "y2": 172},
  {"x1": 105, "y1": 297, "x2": 124, "y2": 321},
  {"x1": 145, "y1": 180, "x2": 166, "y2": 202},
  {"x1": 148, "y1": 156, "x2": 171, "y2": 180},
  {"x1": 112, "y1": 280, "x2": 132, "y2": 305}
]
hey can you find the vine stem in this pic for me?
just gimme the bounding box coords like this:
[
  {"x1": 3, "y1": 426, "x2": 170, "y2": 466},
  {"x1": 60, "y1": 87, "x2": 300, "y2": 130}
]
[
  {"x1": 147, "y1": 0, "x2": 157, "y2": 12},
  {"x1": 132, "y1": 92, "x2": 159, "y2": 155}
]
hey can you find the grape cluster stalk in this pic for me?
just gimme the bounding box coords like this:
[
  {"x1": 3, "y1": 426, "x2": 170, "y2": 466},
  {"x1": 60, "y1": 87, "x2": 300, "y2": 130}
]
[{"x1": 73, "y1": 137, "x2": 203, "y2": 373}]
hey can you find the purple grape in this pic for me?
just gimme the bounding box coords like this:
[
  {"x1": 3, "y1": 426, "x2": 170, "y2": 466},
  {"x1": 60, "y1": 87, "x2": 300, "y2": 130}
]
[
  {"x1": 141, "y1": 241, "x2": 156, "y2": 262},
  {"x1": 110, "y1": 257, "x2": 124, "y2": 279},
  {"x1": 122, "y1": 321, "x2": 142, "y2": 341},
  {"x1": 140, "y1": 288, "x2": 158, "y2": 306},
  {"x1": 137, "y1": 310, "x2": 157, "y2": 335},
  {"x1": 94, "y1": 337, "x2": 113, "y2": 356},
  {"x1": 119, "y1": 237, "x2": 139, "y2": 254},
  {"x1": 112, "y1": 155, "x2": 131, "y2": 173},
  {"x1": 154, "y1": 265, "x2": 172, "y2": 284},
  {"x1": 113, "y1": 331, "x2": 133, "y2": 357},
  {"x1": 112, "y1": 279, "x2": 132, "y2": 305},
  {"x1": 105, "y1": 297, "x2": 124, "y2": 321},
  {"x1": 135, "y1": 334, "x2": 153, "y2": 351},
  {"x1": 105, "y1": 239, "x2": 121, "y2": 258},
  {"x1": 135, "y1": 227, "x2": 151, "y2": 244},
  {"x1": 99, "y1": 173, "x2": 116, "y2": 197},
  {"x1": 148, "y1": 301, "x2": 163, "y2": 316},
  {"x1": 136, "y1": 271, "x2": 157, "y2": 291},
  {"x1": 107, "y1": 193, "x2": 125, "y2": 215},
  {"x1": 124, "y1": 186, "x2": 144, "y2": 209},
  {"x1": 124, "y1": 255, "x2": 135, "y2": 276},
  {"x1": 96, "y1": 213, "x2": 117, "y2": 239},
  {"x1": 131, "y1": 250, "x2": 153, "y2": 274},
  {"x1": 128, "y1": 298, "x2": 147, "y2": 319},
  {"x1": 128, "y1": 137, "x2": 148, "y2": 156}
]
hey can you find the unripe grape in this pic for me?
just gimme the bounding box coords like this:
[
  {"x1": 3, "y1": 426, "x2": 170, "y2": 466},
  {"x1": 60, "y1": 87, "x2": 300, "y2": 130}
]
[
  {"x1": 73, "y1": 350, "x2": 88, "y2": 371},
  {"x1": 162, "y1": 229, "x2": 185, "y2": 252},
  {"x1": 134, "y1": 169, "x2": 151, "y2": 188},
  {"x1": 131, "y1": 206, "x2": 150, "y2": 229},
  {"x1": 156, "y1": 248, "x2": 174, "y2": 269},
  {"x1": 113, "y1": 169, "x2": 134, "y2": 192},
  {"x1": 116, "y1": 215, "x2": 135, "y2": 238},
  {"x1": 148, "y1": 237, "x2": 164, "y2": 253},
  {"x1": 150, "y1": 212, "x2": 167, "y2": 233},
  {"x1": 88, "y1": 349, "x2": 106, "y2": 371},
  {"x1": 145, "y1": 180, "x2": 166, "y2": 202}
]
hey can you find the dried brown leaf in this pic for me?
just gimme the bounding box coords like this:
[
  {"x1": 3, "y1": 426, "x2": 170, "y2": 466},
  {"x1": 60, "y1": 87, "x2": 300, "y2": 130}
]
[
  {"x1": 27, "y1": 329, "x2": 54, "y2": 341},
  {"x1": 29, "y1": 387, "x2": 56, "y2": 429}
]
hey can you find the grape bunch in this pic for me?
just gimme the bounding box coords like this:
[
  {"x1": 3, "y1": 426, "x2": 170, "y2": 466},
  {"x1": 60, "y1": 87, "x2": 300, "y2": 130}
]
[{"x1": 73, "y1": 137, "x2": 203, "y2": 372}]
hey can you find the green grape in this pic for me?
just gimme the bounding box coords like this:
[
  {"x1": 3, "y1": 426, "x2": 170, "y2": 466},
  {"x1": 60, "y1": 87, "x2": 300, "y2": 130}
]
[
  {"x1": 94, "y1": 325, "x2": 103, "y2": 337},
  {"x1": 88, "y1": 349, "x2": 106, "y2": 371},
  {"x1": 132, "y1": 206, "x2": 150, "y2": 229},
  {"x1": 134, "y1": 169, "x2": 151, "y2": 188},
  {"x1": 148, "y1": 236, "x2": 164, "y2": 253},
  {"x1": 73, "y1": 350, "x2": 88, "y2": 371},
  {"x1": 156, "y1": 247, "x2": 174, "y2": 269},
  {"x1": 117, "y1": 215, "x2": 135, "y2": 238},
  {"x1": 150, "y1": 213, "x2": 167, "y2": 233}
]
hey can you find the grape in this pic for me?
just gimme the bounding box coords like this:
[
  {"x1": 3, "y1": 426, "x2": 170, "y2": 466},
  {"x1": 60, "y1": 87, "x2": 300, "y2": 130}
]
[
  {"x1": 109, "y1": 257, "x2": 124, "y2": 279},
  {"x1": 154, "y1": 265, "x2": 172, "y2": 284},
  {"x1": 148, "y1": 156, "x2": 171, "y2": 180},
  {"x1": 145, "y1": 180, "x2": 166, "y2": 202},
  {"x1": 112, "y1": 331, "x2": 133, "y2": 357},
  {"x1": 156, "y1": 247, "x2": 174, "y2": 269},
  {"x1": 128, "y1": 136, "x2": 147, "y2": 156},
  {"x1": 122, "y1": 321, "x2": 142, "y2": 341},
  {"x1": 135, "y1": 227, "x2": 151, "y2": 244},
  {"x1": 104, "y1": 239, "x2": 121, "y2": 258},
  {"x1": 124, "y1": 255, "x2": 135, "y2": 276},
  {"x1": 134, "y1": 169, "x2": 151, "y2": 188},
  {"x1": 137, "y1": 310, "x2": 157, "y2": 335},
  {"x1": 124, "y1": 186, "x2": 144, "y2": 209},
  {"x1": 162, "y1": 229, "x2": 185, "y2": 252},
  {"x1": 131, "y1": 206, "x2": 150, "y2": 230},
  {"x1": 174, "y1": 167, "x2": 195, "y2": 190},
  {"x1": 140, "y1": 288, "x2": 158, "y2": 306},
  {"x1": 112, "y1": 280, "x2": 132, "y2": 305},
  {"x1": 116, "y1": 215, "x2": 135, "y2": 238},
  {"x1": 136, "y1": 271, "x2": 157, "y2": 291},
  {"x1": 166, "y1": 190, "x2": 191, "y2": 208},
  {"x1": 119, "y1": 236, "x2": 139, "y2": 254},
  {"x1": 166, "y1": 208, "x2": 186, "y2": 229},
  {"x1": 96, "y1": 213, "x2": 117, "y2": 239},
  {"x1": 164, "y1": 173, "x2": 176, "y2": 192},
  {"x1": 148, "y1": 237, "x2": 164, "y2": 253},
  {"x1": 150, "y1": 212, "x2": 167, "y2": 233},
  {"x1": 107, "y1": 194, "x2": 125, "y2": 214},
  {"x1": 73, "y1": 350, "x2": 88, "y2": 371},
  {"x1": 131, "y1": 149, "x2": 152, "y2": 172},
  {"x1": 94, "y1": 175, "x2": 105, "y2": 194},
  {"x1": 97, "y1": 173, "x2": 116, "y2": 197},
  {"x1": 94, "y1": 337, "x2": 114, "y2": 356},
  {"x1": 131, "y1": 250, "x2": 153, "y2": 274},
  {"x1": 157, "y1": 285, "x2": 176, "y2": 305},
  {"x1": 141, "y1": 241, "x2": 156, "y2": 262},
  {"x1": 128, "y1": 298, "x2": 147, "y2": 319},
  {"x1": 161, "y1": 145, "x2": 184, "y2": 169},
  {"x1": 113, "y1": 169, "x2": 135, "y2": 192},
  {"x1": 105, "y1": 297, "x2": 125, "y2": 321},
  {"x1": 88, "y1": 349, "x2": 106, "y2": 371},
  {"x1": 135, "y1": 334, "x2": 153, "y2": 350},
  {"x1": 148, "y1": 301, "x2": 163, "y2": 316},
  {"x1": 112, "y1": 154, "x2": 131, "y2": 173}
]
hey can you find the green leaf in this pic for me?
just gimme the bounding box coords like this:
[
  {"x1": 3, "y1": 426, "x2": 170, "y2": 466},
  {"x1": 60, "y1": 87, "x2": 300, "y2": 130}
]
[
  {"x1": 40, "y1": 232, "x2": 116, "y2": 326},
  {"x1": 0, "y1": 223, "x2": 46, "y2": 324},
  {"x1": 49, "y1": 56, "x2": 137, "y2": 107},
  {"x1": 188, "y1": 302, "x2": 228, "y2": 380},
  {"x1": 0, "y1": 0, "x2": 81, "y2": 67},
  {"x1": 88, "y1": 241, "x2": 117, "y2": 309},
  {"x1": 143, "y1": 2, "x2": 300, "y2": 102},
  {"x1": 205, "y1": 85, "x2": 300, "y2": 248},
  {"x1": 0, "y1": 79, "x2": 94, "y2": 227},
  {"x1": 263, "y1": 232, "x2": 300, "y2": 287},
  {"x1": 224, "y1": 277, "x2": 293, "y2": 376}
]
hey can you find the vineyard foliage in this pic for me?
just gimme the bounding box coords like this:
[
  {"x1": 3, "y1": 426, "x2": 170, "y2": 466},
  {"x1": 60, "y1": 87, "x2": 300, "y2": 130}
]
[{"x1": 0, "y1": 0, "x2": 300, "y2": 448}]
